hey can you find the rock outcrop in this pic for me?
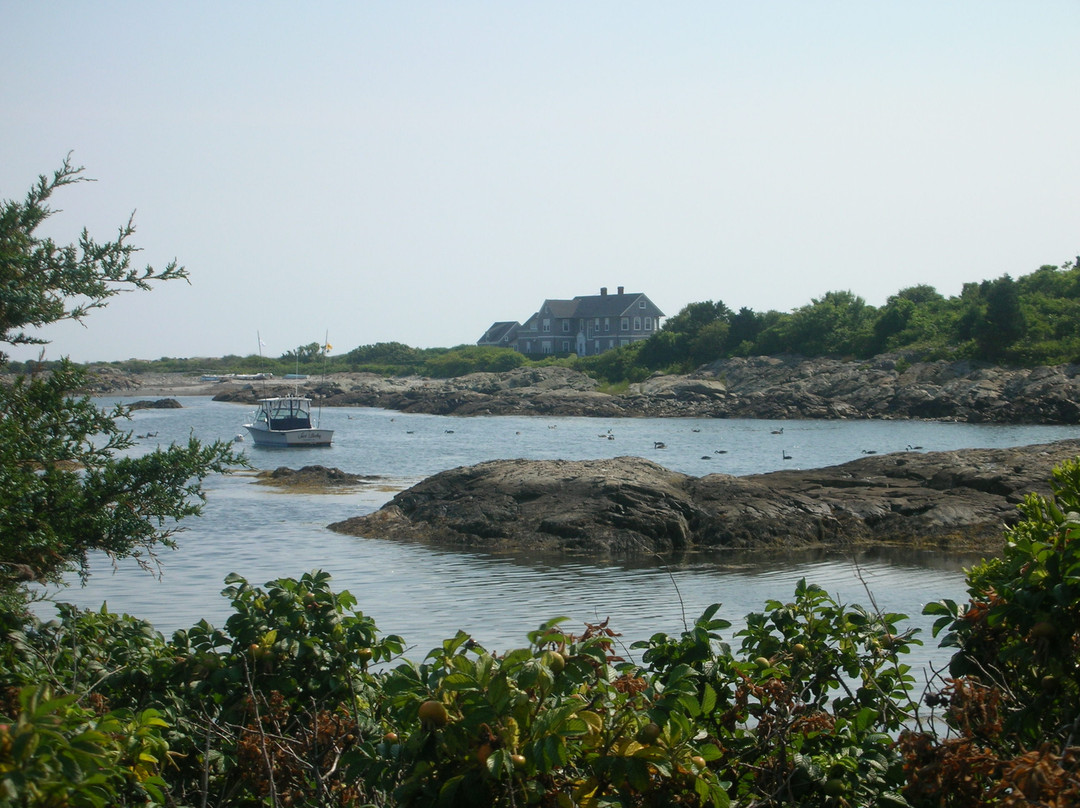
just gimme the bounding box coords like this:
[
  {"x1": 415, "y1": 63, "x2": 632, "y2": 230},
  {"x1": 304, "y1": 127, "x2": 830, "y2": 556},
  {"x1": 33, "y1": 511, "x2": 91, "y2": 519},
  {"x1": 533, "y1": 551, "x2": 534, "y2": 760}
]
[
  {"x1": 209, "y1": 356, "x2": 1080, "y2": 424},
  {"x1": 129, "y1": 398, "x2": 182, "y2": 410},
  {"x1": 328, "y1": 440, "x2": 1080, "y2": 555},
  {"x1": 255, "y1": 465, "x2": 379, "y2": 492}
]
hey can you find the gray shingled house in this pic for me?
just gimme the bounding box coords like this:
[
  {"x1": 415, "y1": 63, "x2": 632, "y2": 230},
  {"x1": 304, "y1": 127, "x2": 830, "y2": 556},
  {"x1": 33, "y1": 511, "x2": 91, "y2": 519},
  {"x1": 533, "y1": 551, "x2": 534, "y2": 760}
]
[{"x1": 478, "y1": 286, "x2": 664, "y2": 357}]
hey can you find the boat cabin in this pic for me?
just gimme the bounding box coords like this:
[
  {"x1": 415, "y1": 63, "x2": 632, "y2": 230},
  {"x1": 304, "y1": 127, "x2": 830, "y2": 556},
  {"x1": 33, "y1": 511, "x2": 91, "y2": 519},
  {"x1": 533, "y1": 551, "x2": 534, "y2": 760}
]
[{"x1": 253, "y1": 396, "x2": 314, "y2": 431}]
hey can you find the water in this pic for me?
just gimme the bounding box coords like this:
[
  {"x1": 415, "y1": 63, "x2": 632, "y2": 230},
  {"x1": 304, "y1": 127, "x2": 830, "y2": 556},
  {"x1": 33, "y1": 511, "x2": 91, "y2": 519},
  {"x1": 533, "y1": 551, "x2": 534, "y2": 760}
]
[{"x1": 36, "y1": 396, "x2": 1078, "y2": 678}]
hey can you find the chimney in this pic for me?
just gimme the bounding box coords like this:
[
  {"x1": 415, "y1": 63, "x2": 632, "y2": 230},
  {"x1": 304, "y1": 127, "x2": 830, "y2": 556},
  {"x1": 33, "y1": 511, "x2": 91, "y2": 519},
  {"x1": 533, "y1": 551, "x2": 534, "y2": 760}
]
[
  {"x1": 618, "y1": 286, "x2": 624, "y2": 295},
  {"x1": 600, "y1": 287, "x2": 607, "y2": 296}
]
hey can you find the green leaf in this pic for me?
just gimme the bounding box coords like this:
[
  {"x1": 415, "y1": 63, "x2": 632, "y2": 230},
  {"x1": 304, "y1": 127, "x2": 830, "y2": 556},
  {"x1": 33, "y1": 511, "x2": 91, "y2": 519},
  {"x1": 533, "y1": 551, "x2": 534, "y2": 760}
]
[{"x1": 701, "y1": 682, "x2": 718, "y2": 714}]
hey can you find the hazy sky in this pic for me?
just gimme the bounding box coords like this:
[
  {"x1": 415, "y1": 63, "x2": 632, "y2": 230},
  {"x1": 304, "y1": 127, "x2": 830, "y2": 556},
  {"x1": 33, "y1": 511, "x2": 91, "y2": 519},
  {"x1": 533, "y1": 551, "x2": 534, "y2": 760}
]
[{"x1": 3, "y1": 2, "x2": 1078, "y2": 364}]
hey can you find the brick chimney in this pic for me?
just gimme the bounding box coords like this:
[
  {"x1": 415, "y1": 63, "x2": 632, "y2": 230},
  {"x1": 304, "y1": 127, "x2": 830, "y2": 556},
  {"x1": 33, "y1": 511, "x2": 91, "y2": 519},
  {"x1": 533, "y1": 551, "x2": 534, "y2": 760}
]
[
  {"x1": 618, "y1": 286, "x2": 624, "y2": 295},
  {"x1": 600, "y1": 287, "x2": 607, "y2": 296}
]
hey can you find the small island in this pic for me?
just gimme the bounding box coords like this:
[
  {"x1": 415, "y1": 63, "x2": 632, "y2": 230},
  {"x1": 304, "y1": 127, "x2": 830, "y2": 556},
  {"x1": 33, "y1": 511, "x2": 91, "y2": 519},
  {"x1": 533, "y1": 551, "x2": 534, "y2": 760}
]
[{"x1": 329, "y1": 439, "x2": 1080, "y2": 555}]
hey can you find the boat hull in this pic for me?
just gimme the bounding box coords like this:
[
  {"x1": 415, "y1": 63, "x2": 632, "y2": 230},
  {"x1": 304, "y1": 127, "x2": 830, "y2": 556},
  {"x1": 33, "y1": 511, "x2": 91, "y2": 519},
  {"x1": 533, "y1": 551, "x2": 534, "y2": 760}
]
[{"x1": 244, "y1": 425, "x2": 334, "y2": 447}]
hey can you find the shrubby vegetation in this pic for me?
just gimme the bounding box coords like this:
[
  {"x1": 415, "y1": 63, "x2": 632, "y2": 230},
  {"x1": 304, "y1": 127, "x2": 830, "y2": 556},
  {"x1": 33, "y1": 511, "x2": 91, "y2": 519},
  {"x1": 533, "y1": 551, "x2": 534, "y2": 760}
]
[
  {"x1": 9, "y1": 252, "x2": 1078, "y2": 385},
  {"x1": 574, "y1": 261, "x2": 1080, "y2": 383}
]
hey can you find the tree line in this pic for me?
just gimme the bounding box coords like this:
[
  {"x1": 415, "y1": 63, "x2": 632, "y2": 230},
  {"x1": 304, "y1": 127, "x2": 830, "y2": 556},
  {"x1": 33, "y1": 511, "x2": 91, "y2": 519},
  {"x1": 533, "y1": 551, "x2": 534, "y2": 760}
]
[
  {"x1": 579, "y1": 263, "x2": 1080, "y2": 383},
  {"x1": 11, "y1": 260, "x2": 1079, "y2": 386}
]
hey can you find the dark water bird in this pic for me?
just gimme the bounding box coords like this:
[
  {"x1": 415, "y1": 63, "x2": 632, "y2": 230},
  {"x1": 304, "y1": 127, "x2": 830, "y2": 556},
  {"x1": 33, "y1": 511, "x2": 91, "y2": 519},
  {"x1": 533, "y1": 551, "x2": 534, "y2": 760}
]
[
  {"x1": 714, "y1": 449, "x2": 727, "y2": 454},
  {"x1": 862, "y1": 449, "x2": 877, "y2": 455},
  {"x1": 444, "y1": 429, "x2": 455, "y2": 434},
  {"x1": 782, "y1": 449, "x2": 792, "y2": 460},
  {"x1": 691, "y1": 428, "x2": 701, "y2": 433},
  {"x1": 701, "y1": 455, "x2": 712, "y2": 460},
  {"x1": 906, "y1": 444, "x2": 924, "y2": 450},
  {"x1": 771, "y1": 427, "x2": 784, "y2": 435},
  {"x1": 654, "y1": 441, "x2": 666, "y2": 449}
]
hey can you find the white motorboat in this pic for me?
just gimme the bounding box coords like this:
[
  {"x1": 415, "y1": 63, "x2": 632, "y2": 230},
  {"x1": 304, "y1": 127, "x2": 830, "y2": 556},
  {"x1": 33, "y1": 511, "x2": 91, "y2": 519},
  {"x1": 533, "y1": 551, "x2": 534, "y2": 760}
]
[{"x1": 244, "y1": 395, "x2": 333, "y2": 447}]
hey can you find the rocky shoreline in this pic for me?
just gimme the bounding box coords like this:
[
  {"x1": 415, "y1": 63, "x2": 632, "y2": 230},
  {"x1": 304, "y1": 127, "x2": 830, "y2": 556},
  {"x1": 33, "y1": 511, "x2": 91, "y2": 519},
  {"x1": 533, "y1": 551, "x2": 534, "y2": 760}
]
[
  {"x1": 64, "y1": 361, "x2": 1080, "y2": 555},
  {"x1": 88, "y1": 354, "x2": 1080, "y2": 425},
  {"x1": 328, "y1": 440, "x2": 1080, "y2": 556}
]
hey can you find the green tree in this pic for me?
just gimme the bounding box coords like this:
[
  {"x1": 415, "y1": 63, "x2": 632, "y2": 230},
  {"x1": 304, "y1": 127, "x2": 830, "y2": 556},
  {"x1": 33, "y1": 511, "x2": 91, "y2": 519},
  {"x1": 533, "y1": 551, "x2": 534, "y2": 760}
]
[
  {"x1": 282, "y1": 341, "x2": 324, "y2": 364},
  {"x1": 783, "y1": 290, "x2": 875, "y2": 357},
  {"x1": 0, "y1": 157, "x2": 242, "y2": 615},
  {"x1": 347, "y1": 340, "x2": 421, "y2": 369},
  {"x1": 977, "y1": 274, "x2": 1025, "y2": 360}
]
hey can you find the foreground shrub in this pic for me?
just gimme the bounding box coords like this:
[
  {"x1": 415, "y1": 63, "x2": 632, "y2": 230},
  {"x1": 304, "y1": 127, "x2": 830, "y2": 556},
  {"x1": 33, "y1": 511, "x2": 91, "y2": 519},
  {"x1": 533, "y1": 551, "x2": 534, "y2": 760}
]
[
  {"x1": 9, "y1": 457, "x2": 1080, "y2": 804},
  {"x1": 917, "y1": 456, "x2": 1080, "y2": 805}
]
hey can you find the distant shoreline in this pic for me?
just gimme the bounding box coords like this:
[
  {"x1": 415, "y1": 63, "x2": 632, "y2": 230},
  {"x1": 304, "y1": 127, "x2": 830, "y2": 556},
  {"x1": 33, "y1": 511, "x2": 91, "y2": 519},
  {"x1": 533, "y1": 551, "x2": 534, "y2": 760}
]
[{"x1": 72, "y1": 356, "x2": 1080, "y2": 425}]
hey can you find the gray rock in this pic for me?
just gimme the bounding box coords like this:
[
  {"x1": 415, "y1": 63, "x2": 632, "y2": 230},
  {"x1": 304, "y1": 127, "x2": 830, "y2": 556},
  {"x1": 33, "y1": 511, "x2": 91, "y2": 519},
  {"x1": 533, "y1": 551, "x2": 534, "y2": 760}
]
[
  {"x1": 328, "y1": 440, "x2": 1080, "y2": 555},
  {"x1": 129, "y1": 398, "x2": 182, "y2": 410},
  {"x1": 211, "y1": 357, "x2": 1080, "y2": 424}
]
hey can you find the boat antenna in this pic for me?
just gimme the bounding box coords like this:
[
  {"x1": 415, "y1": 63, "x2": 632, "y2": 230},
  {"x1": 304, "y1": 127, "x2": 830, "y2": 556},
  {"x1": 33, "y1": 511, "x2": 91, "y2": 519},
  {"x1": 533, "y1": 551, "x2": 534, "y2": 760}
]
[
  {"x1": 257, "y1": 331, "x2": 269, "y2": 393},
  {"x1": 315, "y1": 331, "x2": 331, "y2": 427}
]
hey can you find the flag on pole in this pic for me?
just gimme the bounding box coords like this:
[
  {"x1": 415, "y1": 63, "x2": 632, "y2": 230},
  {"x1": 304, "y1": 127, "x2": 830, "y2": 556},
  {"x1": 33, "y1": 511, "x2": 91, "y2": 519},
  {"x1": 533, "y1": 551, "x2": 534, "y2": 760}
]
[{"x1": 324, "y1": 343, "x2": 332, "y2": 352}]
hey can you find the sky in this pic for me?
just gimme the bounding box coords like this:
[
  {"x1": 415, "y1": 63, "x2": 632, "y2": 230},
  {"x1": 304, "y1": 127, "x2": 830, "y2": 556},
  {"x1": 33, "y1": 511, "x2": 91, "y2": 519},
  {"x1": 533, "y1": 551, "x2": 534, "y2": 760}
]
[{"x1": 3, "y1": 2, "x2": 1079, "y2": 364}]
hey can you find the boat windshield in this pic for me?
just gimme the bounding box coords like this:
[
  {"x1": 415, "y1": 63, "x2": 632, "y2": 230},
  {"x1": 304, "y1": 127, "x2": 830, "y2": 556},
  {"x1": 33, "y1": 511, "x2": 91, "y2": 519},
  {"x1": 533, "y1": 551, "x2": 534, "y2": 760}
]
[{"x1": 259, "y1": 398, "x2": 313, "y2": 430}]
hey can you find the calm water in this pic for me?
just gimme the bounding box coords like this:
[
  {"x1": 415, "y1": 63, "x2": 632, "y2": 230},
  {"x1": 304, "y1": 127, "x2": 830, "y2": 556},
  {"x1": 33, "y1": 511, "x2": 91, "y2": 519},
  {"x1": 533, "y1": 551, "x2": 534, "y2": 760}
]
[{"x1": 37, "y1": 396, "x2": 1079, "y2": 677}]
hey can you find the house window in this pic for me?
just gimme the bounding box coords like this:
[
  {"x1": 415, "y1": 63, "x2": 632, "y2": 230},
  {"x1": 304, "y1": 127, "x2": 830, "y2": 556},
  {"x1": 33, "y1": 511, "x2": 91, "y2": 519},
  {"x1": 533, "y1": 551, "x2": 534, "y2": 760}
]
[
  {"x1": 644, "y1": 317, "x2": 653, "y2": 330},
  {"x1": 639, "y1": 300, "x2": 646, "y2": 309},
  {"x1": 634, "y1": 317, "x2": 641, "y2": 331},
  {"x1": 594, "y1": 340, "x2": 600, "y2": 353},
  {"x1": 594, "y1": 318, "x2": 600, "y2": 331},
  {"x1": 542, "y1": 341, "x2": 552, "y2": 354},
  {"x1": 604, "y1": 318, "x2": 610, "y2": 332},
  {"x1": 561, "y1": 340, "x2": 570, "y2": 352},
  {"x1": 543, "y1": 319, "x2": 551, "y2": 333},
  {"x1": 621, "y1": 318, "x2": 629, "y2": 331},
  {"x1": 562, "y1": 320, "x2": 570, "y2": 332}
]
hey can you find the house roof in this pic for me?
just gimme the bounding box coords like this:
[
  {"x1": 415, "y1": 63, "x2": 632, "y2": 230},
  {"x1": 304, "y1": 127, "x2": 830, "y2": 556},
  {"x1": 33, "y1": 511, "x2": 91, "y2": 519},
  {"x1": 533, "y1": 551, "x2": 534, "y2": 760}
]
[
  {"x1": 483, "y1": 288, "x2": 665, "y2": 346},
  {"x1": 572, "y1": 291, "x2": 664, "y2": 319},
  {"x1": 541, "y1": 299, "x2": 579, "y2": 318},
  {"x1": 477, "y1": 321, "x2": 520, "y2": 344}
]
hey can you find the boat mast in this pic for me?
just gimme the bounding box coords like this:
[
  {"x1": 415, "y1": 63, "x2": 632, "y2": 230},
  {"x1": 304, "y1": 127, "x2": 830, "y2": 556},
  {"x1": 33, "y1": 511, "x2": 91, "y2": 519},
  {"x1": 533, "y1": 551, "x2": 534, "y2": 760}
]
[{"x1": 315, "y1": 330, "x2": 329, "y2": 427}]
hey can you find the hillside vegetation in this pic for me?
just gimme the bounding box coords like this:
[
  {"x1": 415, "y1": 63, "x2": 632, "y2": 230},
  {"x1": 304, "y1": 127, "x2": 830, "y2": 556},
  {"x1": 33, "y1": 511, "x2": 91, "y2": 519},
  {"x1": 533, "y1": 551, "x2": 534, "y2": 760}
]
[{"x1": 11, "y1": 257, "x2": 1079, "y2": 385}]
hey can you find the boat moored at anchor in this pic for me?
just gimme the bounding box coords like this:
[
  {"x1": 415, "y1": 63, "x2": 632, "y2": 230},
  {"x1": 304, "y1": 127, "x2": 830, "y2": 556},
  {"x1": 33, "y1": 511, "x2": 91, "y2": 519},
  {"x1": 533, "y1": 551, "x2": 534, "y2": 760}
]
[{"x1": 244, "y1": 395, "x2": 333, "y2": 447}]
